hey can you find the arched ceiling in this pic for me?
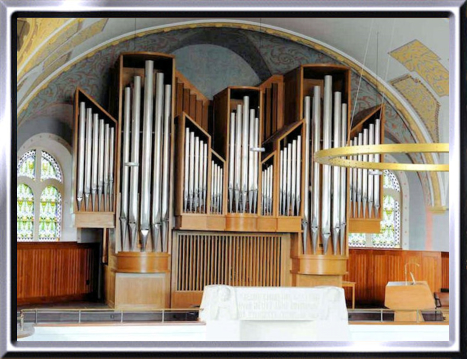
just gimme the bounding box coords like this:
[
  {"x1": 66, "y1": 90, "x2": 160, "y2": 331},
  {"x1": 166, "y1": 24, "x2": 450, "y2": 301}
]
[{"x1": 16, "y1": 17, "x2": 449, "y2": 207}]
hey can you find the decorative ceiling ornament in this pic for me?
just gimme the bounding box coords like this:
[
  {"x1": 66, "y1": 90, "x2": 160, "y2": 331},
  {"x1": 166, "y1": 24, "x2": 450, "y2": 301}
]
[{"x1": 314, "y1": 143, "x2": 448, "y2": 172}]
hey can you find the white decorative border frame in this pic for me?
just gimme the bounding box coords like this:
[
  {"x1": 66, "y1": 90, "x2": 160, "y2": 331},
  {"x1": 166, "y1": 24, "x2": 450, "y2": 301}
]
[{"x1": 0, "y1": 0, "x2": 464, "y2": 355}]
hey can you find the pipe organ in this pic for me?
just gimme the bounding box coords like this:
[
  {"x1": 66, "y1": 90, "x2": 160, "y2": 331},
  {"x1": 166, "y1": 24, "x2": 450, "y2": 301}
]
[{"x1": 73, "y1": 55, "x2": 384, "y2": 309}]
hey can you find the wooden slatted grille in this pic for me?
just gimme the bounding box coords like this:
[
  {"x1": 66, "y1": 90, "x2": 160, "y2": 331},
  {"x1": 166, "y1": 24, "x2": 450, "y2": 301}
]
[{"x1": 175, "y1": 233, "x2": 282, "y2": 291}]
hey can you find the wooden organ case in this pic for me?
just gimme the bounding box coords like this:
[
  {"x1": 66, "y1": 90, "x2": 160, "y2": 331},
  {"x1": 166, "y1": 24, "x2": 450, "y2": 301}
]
[{"x1": 72, "y1": 52, "x2": 384, "y2": 309}]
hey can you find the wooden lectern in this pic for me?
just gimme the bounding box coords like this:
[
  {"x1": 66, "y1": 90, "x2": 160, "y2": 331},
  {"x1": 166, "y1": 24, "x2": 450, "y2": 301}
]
[{"x1": 384, "y1": 281, "x2": 435, "y2": 322}]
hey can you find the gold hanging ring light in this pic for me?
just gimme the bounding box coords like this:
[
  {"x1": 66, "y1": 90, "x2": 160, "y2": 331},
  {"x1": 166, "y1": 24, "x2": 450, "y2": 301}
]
[{"x1": 314, "y1": 143, "x2": 449, "y2": 172}]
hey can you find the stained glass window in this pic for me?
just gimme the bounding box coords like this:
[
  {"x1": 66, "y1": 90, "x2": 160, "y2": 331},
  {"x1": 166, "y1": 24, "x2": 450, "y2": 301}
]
[
  {"x1": 383, "y1": 169, "x2": 400, "y2": 192},
  {"x1": 17, "y1": 150, "x2": 36, "y2": 179},
  {"x1": 17, "y1": 184, "x2": 34, "y2": 241},
  {"x1": 41, "y1": 151, "x2": 63, "y2": 182},
  {"x1": 348, "y1": 233, "x2": 366, "y2": 247},
  {"x1": 349, "y1": 171, "x2": 401, "y2": 249},
  {"x1": 372, "y1": 195, "x2": 401, "y2": 248},
  {"x1": 39, "y1": 186, "x2": 61, "y2": 241}
]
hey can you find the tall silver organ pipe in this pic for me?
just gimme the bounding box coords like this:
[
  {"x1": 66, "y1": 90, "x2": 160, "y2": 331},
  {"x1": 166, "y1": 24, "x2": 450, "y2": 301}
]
[
  {"x1": 291, "y1": 139, "x2": 297, "y2": 216},
  {"x1": 362, "y1": 128, "x2": 369, "y2": 218},
  {"x1": 194, "y1": 136, "x2": 200, "y2": 211},
  {"x1": 253, "y1": 116, "x2": 259, "y2": 213},
  {"x1": 357, "y1": 132, "x2": 363, "y2": 218},
  {"x1": 184, "y1": 128, "x2": 190, "y2": 212},
  {"x1": 85, "y1": 108, "x2": 93, "y2": 210},
  {"x1": 199, "y1": 140, "x2": 205, "y2": 212},
  {"x1": 368, "y1": 123, "x2": 375, "y2": 218},
  {"x1": 332, "y1": 91, "x2": 341, "y2": 255},
  {"x1": 139, "y1": 60, "x2": 155, "y2": 251},
  {"x1": 248, "y1": 109, "x2": 255, "y2": 213},
  {"x1": 296, "y1": 135, "x2": 302, "y2": 217},
  {"x1": 91, "y1": 114, "x2": 99, "y2": 211},
  {"x1": 109, "y1": 127, "x2": 115, "y2": 212},
  {"x1": 339, "y1": 103, "x2": 348, "y2": 255},
  {"x1": 188, "y1": 131, "x2": 195, "y2": 212},
  {"x1": 161, "y1": 84, "x2": 172, "y2": 252},
  {"x1": 128, "y1": 75, "x2": 141, "y2": 251},
  {"x1": 98, "y1": 120, "x2": 104, "y2": 211},
  {"x1": 234, "y1": 104, "x2": 242, "y2": 213},
  {"x1": 202, "y1": 142, "x2": 208, "y2": 212},
  {"x1": 228, "y1": 113, "x2": 235, "y2": 213},
  {"x1": 241, "y1": 97, "x2": 249, "y2": 213},
  {"x1": 302, "y1": 96, "x2": 311, "y2": 254},
  {"x1": 77, "y1": 102, "x2": 86, "y2": 210},
  {"x1": 374, "y1": 119, "x2": 381, "y2": 217},
  {"x1": 311, "y1": 86, "x2": 321, "y2": 254},
  {"x1": 351, "y1": 137, "x2": 357, "y2": 218},
  {"x1": 321, "y1": 75, "x2": 332, "y2": 254},
  {"x1": 151, "y1": 73, "x2": 165, "y2": 252},
  {"x1": 120, "y1": 87, "x2": 131, "y2": 251},
  {"x1": 286, "y1": 143, "x2": 292, "y2": 216},
  {"x1": 103, "y1": 123, "x2": 109, "y2": 211}
]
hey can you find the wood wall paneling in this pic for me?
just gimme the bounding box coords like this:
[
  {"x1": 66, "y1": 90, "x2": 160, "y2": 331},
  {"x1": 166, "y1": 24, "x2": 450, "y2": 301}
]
[
  {"x1": 344, "y1": 249, "x2": 447, "y2": 307},
  {"x1": 17, "y1": 243, "x2": 99, "y2": 305}
]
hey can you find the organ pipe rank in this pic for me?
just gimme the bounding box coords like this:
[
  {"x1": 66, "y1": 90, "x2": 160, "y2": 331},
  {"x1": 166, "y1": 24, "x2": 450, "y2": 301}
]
[
  {"x1": 119, "y1": 60, "x2": 172, "y2": 253},
  {"x1": 76, "y1": 102, "x2": 115, "y2": 213},
  {"x1": 227, "y1": 97, "x2": 260, "y2": 214},
  {"x1": 349, "y1": 118, "x2": 381, "y2": 220},
  {"x1": 183, "y1": 128, "x2": 208, "y2": 213},
  {"x1": 302, "y1": 75, "x2": 349, "y2": 255}
]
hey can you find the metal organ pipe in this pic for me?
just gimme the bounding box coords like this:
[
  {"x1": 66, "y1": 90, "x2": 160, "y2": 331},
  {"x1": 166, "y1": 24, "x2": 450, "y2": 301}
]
[
  {"x1": 120, "y1": 87, "x2": 131, "y2": 251},
  {"x1": 357, "y1": 132, "x2": 363, "y2": 218},
  {"x1": 91, "y1": 114, "x2": 99, "y2": 211},
  {"x1": 253, "y1": 116, "x2": 259, "y2": 213},
  {"x1": 85, "y1": 108, "x2": 93, "y2": 210},
  {"x1": 321, "y1": 76, "x2": 332, "y2": 254},
  {"x1": 234, "y1": 104, "x2": 242, "y2": 213},
  {"x1": 374, "y1": 119, "x2": 381, "y2": 217},
  {"x1": 351, "y1": 137, "x2": 357, "y2": 218},
  {"x1": 332, "y1": 91, "x2": 341, "y2": 255},
  {"x1": 184, "y1": 128, "x2": 190, "y2": 213},
  {"x1": 151, "y1": 73, "x2": 165, "y2": 252},
  {"x1": 228, "y1": 113, "x2": 235, "y2": 213},
  {"x1": 103, "y1": 123, "x2": 110, "y2": 211},
  {"x1": 109, "y1": 127, "x2": 115, "y2": 212},
  {"x1": 291, "y1": 139, "x2": 297, "y2": 216},
  {"x1": 248, "y1": 108, "x2": 255, "y2": 213},
  {"x1": 98, "y1": 120, "x2": 105, "y2": 211},
  {"x1": 368, "y1": 123, "x2": 375, "y2": 218},
  {"x1": 339, "y1": 103, "x2": 348, "y2": 255},
  {"x1": 302, "y1": 96, "x2": 311, "y2": 253},
  {"x1": 296, "y1": 135, "x2": 302, "y2": 217},
  {"x1": 311, "y1": 86, "x2": 321, "y2": 254},
  {"x1": 362, "y1": 128, "x2": 369, "y2": 218},
  {"x1": 139, "y1": 60, "x2": 154, "y2": 251},
  {"x1": 241, "y1": 97, "x2": 249, "y2": 213},
  {"x1": 161, "y1": 83, "x2": 172, "y2": 252},
  {"x1": 77, "y1": 102, "x2": 86, "y2": 211},
  {"x1": 128, "y1": 75, "x2": 141, "y2": 251}
]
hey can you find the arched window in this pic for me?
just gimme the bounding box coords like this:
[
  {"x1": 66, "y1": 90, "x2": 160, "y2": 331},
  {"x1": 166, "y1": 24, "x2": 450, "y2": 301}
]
[
  {"x1": 17, "y1": 149, "x2": 63, "y2": 242},
  {"x1": 349, "y1": 170, "x2": 402, "y2": 249}
]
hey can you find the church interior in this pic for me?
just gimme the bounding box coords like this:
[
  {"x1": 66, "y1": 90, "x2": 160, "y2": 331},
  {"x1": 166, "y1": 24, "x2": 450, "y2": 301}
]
[{"x1": 15, "y1": 16, "x2": 451, "y2": 342}]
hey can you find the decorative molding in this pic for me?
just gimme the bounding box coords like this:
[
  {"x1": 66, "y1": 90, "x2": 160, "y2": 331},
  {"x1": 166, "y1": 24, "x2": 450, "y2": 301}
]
[
  {"x1": 390, "y1": 39, "x2": 449, "y2": 97},
  {"x1": 18, "y1": 19, "x2": 83, "y2": 79},
  {"x1": 391, "y1": 74, "x2": 440, "y2": 143}
]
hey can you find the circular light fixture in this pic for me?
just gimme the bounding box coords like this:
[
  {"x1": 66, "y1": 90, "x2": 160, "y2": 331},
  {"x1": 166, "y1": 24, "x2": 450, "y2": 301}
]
[{"x1": 314, "y1": 143, "x2": 449, "y2": 172}]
